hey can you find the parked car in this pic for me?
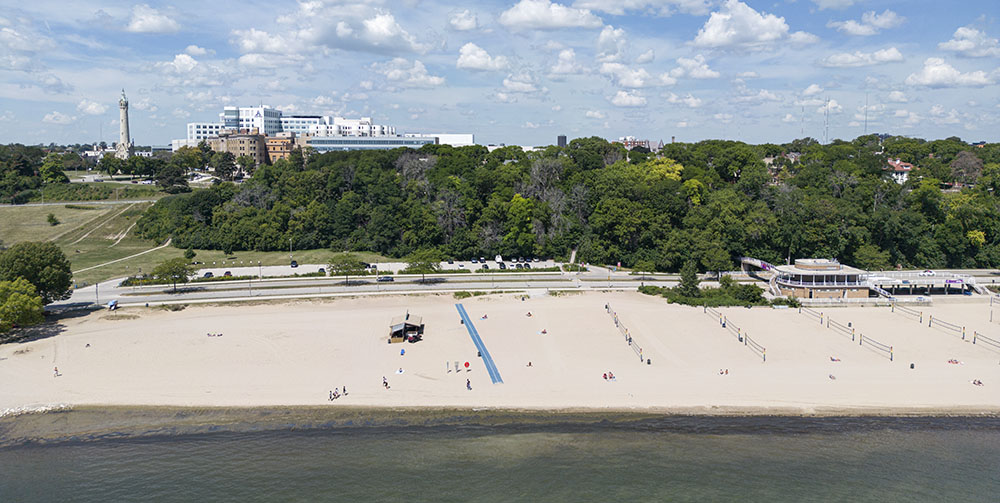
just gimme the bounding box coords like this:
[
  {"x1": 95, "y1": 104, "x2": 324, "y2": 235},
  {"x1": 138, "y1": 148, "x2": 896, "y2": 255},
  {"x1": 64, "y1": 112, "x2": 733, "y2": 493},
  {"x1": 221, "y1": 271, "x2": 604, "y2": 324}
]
[
  {"x1": 318, "y1": 268, "x2": 326, "y2": 274},
  {"x1": 499, "y1": 262, "x2": 507, "y2": 270},
  {"x1": 524, "y1": 263, "x2": 531, "y2": 269},
  {"x1": 447, "y1": 259, "x2": 454, "y2": 264},
  {"x1": 223, "y1": 271, "x2": 232, "y2": 277},
  {"x1": 517, "y1": 257, "x2": 524, "y2": 263},
  {"x1": 361, "y1": 262, "x2": 371, "y2": 269},
  {"x1": 377, "y1": 276, "x2": 394, "y2": 282},
  {"x1": 515, "y1": 263, "x2": 523, "y2": 269},
  {"x1": 919, "y1": 270, "x2": 935, "y2": 276},
  {"x1": 495, "y1": 255, "x2": 503, "y2": 263},
  {"x1": 533, "y1": 257, "x2": 540, "y2": 262},
  {"x1": 290, "y1": 260, "x2": 298, "y2": 268},
  {"x1": 482, "y1": 264, "x2": 490, "y2": 270},
  {"x1": 471, "y1": 258, "x2": 478, "y2": 263},
  {"x1": 203, "y1": 272, "x2": 214, "y2": 278},
  {"x1": 480, "y1": 257, "x2": 486, "y2": 263}
]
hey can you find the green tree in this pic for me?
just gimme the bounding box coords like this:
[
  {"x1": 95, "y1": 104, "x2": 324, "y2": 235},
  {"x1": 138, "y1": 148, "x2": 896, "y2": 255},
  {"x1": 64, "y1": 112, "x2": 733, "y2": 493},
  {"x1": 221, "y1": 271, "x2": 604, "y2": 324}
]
[
  {"x1": 678, "y1": 260, "x2": 700, "y2": 297},
  {"x1": 0, "y1": 277, "x2": 45, "y2": 333},
  {"x1": 328, "y1": 253, "x2": 365, "y2": 284},
  {"x1": 209, "y1": 151, "x2": 236, "y2": 181},
  {"x1": 99, "y1": 153, "x2": 124, "y2": 178},
  {"x1": 152, "y1": 257, "x2": 194, "y2": 292},
  {"x1": 405, "y1": 248, "x2": 443, "y2": 282},
  {"x1": 0, "y1": 242, "x2": 72, "y2": 304},
  {"x1": 853, "y1": 244, "x2": 891, "y2": 271},
  {"x1": 47, "y1": 213, "x2": 59, "y2": 226},
  {"x1": 701, "y1": 248, "x2": 731, "y2": 278},
  {"x1": 184, "y1": 248, "x2": 197, "y2": 260},
  {"x1": 633, "y1": 259, "x2": 656, "y2": 278},
  {"x1": 236, "y1": 155, "x2": 256, "y2": 177},
  {"x1": 39, "y1": 155, "x2": 69, "y2": 184}
]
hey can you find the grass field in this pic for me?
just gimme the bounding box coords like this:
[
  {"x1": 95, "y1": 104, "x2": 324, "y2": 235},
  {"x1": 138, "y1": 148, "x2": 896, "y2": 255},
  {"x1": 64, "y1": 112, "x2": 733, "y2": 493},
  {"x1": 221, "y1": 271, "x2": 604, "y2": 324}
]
[{"x1": 0, "y1": 203, "x2": 391, "y2": 286}]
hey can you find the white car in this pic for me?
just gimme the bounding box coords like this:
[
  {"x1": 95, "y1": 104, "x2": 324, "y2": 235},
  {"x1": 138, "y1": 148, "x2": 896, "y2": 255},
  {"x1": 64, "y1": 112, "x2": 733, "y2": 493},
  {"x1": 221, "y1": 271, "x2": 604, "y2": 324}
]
[
  {"x1": 495, "y1": 255, "x2": 503, "y2": 263},
  {"x1": 919, "y1": 270, "x2": 935, "y2": 277}
]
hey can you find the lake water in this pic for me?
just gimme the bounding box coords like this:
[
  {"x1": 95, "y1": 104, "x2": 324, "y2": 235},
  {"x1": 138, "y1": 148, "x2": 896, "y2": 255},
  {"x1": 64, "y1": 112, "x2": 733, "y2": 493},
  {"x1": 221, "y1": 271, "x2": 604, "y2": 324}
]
[{"x1": 1, "y1": 415, "x2": 998, "y2": 502}]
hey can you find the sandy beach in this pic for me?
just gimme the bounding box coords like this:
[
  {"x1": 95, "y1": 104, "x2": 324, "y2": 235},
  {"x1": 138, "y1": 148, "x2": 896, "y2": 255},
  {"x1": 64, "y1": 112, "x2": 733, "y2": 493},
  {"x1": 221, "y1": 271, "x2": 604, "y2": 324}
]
[{"x1": 2, "y1": 291, "x2": 999, "y2": 415}]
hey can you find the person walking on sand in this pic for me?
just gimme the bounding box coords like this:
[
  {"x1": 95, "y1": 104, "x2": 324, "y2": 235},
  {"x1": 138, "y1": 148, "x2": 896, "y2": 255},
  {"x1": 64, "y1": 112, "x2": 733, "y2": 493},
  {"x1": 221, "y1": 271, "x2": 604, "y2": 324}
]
[
  {"x1": 466, "y1": 379, "x2": 472, "y2": 391},
  {"x1": 343, "y1": 386, "x2": 348, "y2": 396},
  {"x1": 53, "y1": 366, "x2": 59, "y2": 377},
  {"x1": 329, "y1": 390, "x2": 333, "y2": 401}
]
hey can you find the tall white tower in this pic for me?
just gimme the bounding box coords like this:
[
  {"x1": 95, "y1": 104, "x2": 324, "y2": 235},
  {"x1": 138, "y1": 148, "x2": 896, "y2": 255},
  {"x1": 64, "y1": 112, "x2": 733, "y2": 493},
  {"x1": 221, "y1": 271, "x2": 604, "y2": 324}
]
[{"x1": 115, "y1": 89, "x2": 133, "y2": 160}]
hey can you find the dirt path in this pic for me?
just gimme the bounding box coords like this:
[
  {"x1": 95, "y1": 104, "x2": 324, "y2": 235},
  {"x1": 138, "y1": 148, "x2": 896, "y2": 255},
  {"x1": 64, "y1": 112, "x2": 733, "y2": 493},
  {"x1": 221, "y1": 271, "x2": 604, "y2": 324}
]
[
  {"x1": 72, "y1": 238, "x2": 172, "y2": 274},
  {"x1": 110, "y1": 222, "x2": 138, "y2": 248},
  {"x1": 70, "y1": 203, "x2": 136, "y2": 245}
]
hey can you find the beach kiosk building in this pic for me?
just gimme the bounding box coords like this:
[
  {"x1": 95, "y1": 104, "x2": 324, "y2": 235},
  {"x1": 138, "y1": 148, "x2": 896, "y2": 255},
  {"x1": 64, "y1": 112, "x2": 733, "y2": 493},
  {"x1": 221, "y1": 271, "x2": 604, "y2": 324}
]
[
  {"x1": 389, "y1": 313, "x2": 424, "y2": 343},
  {"x1": 773, "y1": 258, "x2": 868, "y2": 299}
]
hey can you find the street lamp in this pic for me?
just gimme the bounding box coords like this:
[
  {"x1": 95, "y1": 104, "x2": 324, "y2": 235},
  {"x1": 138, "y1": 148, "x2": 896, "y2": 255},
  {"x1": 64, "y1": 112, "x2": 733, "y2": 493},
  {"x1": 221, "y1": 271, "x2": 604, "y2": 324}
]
[{"x1": 289, "y1": 237, "x2": 293, "y2": 261}]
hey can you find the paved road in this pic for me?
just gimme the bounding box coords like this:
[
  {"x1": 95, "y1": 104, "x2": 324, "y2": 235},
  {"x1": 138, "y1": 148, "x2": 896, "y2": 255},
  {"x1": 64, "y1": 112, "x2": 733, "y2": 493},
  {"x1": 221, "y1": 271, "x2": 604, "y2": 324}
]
[{"x1": 0, "y1": 199, "x2": 157, "y2": 207}]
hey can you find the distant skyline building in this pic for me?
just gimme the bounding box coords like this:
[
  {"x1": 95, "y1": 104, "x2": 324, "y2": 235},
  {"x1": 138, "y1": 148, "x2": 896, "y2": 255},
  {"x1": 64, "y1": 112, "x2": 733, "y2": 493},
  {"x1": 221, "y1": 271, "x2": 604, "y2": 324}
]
[
  {"x1": 115, "y1": 89, "x2": 133, "y2": 160},
  {"x1": 557, "y1": 135, "x2": 567, "y2": 148}
]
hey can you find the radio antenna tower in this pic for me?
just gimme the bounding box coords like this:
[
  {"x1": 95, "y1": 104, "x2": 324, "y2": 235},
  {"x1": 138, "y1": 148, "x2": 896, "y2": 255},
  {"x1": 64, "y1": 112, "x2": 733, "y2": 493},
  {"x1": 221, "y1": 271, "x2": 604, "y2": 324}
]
[
  {"x1": 864, "y1": 92, "x2": 869, "y2": 135},
  {"x1": 823, "y1": 98, "x2": 830, "y2": 144}
]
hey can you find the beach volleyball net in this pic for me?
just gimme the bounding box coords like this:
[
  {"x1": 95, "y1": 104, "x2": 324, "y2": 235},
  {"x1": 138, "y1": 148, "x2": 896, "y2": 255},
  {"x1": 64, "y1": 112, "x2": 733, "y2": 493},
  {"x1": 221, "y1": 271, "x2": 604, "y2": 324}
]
[
  {"x1": 858, "y1": 333, "x2": 893, "y2": 361},
  {"x1": 891, "y1": 303, "x2": 923, "y2": 322},
  {"x1": 606, "y1": 303, "x2": 646, "y2": 363},
  {"x1": 826, "y1": 317, "x2": 857, "y2": 342},
  {"x1": 799, "y1": 306, "x2": 823, "y2": 323},
  {"x1": 713, "y1": 312, "x2": 766, "y2": 362},
  {"x1": 927, "y1": 315, "x2": 967, "y2": 340}
]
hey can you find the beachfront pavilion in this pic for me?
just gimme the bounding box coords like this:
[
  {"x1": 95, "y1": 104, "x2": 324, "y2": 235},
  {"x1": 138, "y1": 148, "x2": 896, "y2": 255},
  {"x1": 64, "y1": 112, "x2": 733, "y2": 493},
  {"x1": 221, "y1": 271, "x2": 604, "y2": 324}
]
[
  {"x1": 389, "y1": 313, "x2": 424, "y2": 343},
  {"x1": 774, "y1": 259, "x2": 869, "y2": 299}
]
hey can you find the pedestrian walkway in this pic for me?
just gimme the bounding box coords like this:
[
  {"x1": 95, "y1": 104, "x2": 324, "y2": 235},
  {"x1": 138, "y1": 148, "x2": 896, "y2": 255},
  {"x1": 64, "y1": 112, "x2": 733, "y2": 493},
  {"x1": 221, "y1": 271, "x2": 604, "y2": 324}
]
[{"x1": 455, "y1": 304, "x2": 503, "y2": 384}]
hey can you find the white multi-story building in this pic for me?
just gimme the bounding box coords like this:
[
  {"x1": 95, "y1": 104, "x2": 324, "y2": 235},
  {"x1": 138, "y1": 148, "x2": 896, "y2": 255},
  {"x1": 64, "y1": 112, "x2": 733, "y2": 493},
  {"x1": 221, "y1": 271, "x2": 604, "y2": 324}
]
[
  {"x1": 221, "y1": 106, "x2": 283, "y2": 136},
  {"x1": 187, "y1": 122, "x2": 225, "y2": 141},
  {"x1": 403, "y1": 133, "x2": 475, "y2": 147}
]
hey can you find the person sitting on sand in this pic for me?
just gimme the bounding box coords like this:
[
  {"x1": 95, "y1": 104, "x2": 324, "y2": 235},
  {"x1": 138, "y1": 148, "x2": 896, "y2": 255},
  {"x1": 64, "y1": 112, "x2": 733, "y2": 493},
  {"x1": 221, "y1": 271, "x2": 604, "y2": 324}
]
[
  {"x1": 609, "y1": 372, "x2": 616, "y2": 381},
  {"x1": 829, "y1": 374, "x2": 837, "y2": 380},
  {"x1": 481, "y1": 314, "x2": 488, "y2": 320},
  {"x1": 527, "y1": 362, "x2": 533, "y2": 367},
  {"x1": 526, "y1": 312, "x2": 532, "y2": 317},
  {"x1": 541, "y1": 329, "x2": 547, "y2": 334},
  {"x1": 603, "y1": 373, "x2": 608, "y2": 381},
  {"x1": 972, "y1": 379, "x2": 984, "y2": 386},
  {"x1": 830, "y1": 356, "x2": 841, "y2": 362}
]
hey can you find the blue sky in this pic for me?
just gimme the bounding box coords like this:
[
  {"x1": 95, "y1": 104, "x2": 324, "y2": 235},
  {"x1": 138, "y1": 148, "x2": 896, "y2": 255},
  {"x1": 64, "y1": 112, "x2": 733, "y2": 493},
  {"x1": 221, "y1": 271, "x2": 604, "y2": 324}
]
[{"x1": 1, "y1": 0, "x2": 998, "y2": 146}]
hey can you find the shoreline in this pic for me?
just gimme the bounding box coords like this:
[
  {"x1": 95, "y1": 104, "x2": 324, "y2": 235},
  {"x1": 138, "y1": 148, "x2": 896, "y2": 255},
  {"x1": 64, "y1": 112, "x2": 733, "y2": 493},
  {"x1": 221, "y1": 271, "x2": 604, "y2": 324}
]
[{"x1": 2, "y1": 404, "x2": 1000, "y2": 449}]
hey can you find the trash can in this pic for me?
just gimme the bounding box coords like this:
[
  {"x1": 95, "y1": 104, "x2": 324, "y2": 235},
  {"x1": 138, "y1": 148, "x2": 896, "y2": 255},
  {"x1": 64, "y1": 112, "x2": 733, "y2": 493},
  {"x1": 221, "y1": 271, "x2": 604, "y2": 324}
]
[{"x1": 647, "y1": 359, "x2": 651, "y2": 365}]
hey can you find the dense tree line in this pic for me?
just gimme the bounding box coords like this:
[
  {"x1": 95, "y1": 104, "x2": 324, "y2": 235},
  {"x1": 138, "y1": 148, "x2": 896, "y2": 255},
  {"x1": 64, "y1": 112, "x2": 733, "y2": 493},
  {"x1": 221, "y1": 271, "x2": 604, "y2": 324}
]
[{"x1": 134, "y1": 135, "x2": 1000, "y2": 271}]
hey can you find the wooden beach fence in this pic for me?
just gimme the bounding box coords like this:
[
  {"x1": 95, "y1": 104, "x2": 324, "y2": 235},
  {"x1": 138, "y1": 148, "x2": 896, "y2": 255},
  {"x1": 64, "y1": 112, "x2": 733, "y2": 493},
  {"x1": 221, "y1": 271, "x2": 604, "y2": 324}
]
[{"x1": 799, "y1": 306, "x2": 824, "y2": 324}]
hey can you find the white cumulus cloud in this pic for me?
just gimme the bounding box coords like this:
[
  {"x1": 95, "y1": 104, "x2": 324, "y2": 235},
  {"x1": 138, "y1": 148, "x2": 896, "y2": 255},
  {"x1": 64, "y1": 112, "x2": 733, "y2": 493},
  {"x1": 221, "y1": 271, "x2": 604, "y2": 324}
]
[
  {"x1": 449, "y1": 10, "x2": 478, "y2": 31},
  {"x1": 573, "y1": 0, "x2": 713, "y2": 16},
  {"x1": 812, "y1": 0, "x2": 856, "y2": 9},
  {"x1": 76, "y1": 99, "x2": 106, "y2": 115},
  {"x1": 597, "y1": 25, "x2": 627, "y2": 62},
  {"x1": 904, "y1": 57, "x2": 994, "y2": 88},
  {"x1": 42, "y1": 111, "x2": 74, "y2": 124},
  {"x1": 887, "y1": 90, "x2": 908, "y2": 103},
  {"x1": 635, "y1": 49, "x2": 654, "y2": 64},
  {"x1": 610, "y1": 90, "x2": 647, "y2": 107},
  {"x1": 665, "y1": 92, "x2": 703, "y2": 108},
  {"x1": 828, "y1": 10, "x2": 904, "y2": 36},
  {"x1": 802, "y1": 84, "x2": 823, "y2": 96},
  {"x1": 692, "y1": 0, "x2": 789, "y2": 49},
  {"x1": 499, "y1": 0, "x2": 603, "y2": 30},
  {"x1": 184, "y1": 45, "x2": 212, "y2": 56},
  {"x1": 939, "y1": 27, "x2": 1000, "y2": 58},
  {"x1": 374, "y1": 58, "x2": 445, "y2": 88},
  {"x1": 600, "y1": 62, "x2": 675, "y2": 87},
  {"x1": 822, "y1": 47, "x2": 903, "y2": 67},
  {"x1": 550, "y1": 49, "x2": 584, "y2": 75},
  {"x1": 457, "y1": 43, "x2": 509, "y2": 71},
  {"x1": 585, "y1": 110, "x2": 606, "y2": 119},
  {"x1": 669, "y1": 54, "x2": 719, "y2": 79},
  {"x1": 126, "y1": 4, "x2": 179, "y2": 33}
]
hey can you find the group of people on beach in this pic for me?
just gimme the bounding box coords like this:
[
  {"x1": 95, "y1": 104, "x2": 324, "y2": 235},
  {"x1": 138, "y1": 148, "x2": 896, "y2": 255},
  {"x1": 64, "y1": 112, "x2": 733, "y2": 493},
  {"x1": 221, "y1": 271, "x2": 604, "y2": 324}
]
[
  {"x1": 971, "y1": 379, "x2": 984, "y2": 386},
  {"x1": 328, "y1": 387, "x2": 347, "y2": 400},
  {"x1": 206, "y1": 332, "x2": 223, "y2": 337},
  {"x1": 602, "y1": 372, "x2": 616, "y2": 381},
  {"x1": 718, "y1": 369, "x2": 729, "y2": 375}
]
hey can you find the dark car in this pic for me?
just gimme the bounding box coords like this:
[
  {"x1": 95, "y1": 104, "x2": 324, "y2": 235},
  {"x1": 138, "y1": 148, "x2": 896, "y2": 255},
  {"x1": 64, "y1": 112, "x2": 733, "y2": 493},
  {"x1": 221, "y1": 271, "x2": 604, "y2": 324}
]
[
  {"x1": 447, "y1": 259, "x2": 454, "y2": 264},
  {"x1": 482, "y1": 264, "x2": 489, "y2": 270},
  {"x1": 499, "y1": 262, "x2": 507, "y2": 270},
  {"x1": 290, "y1": 260, "x2": 298, "y2": 268},
  {"x1": 318, "y1": 268, "x2": 326, "y2": 274},
  {"x1": 515, "y1": 263, "x2": 523, "y2": 269},
  {"x1": 223, "y1": 271, "x2": 232, "y2": 277},
  {"x1": 377, "y1": 276, "x2": 394, "y2": 282},
  {"x1": 361, "y1": 262, "x2": 370, "y2": 269},
  {"x1": 517, "y1": 257, "x2": 524, "y2": 263},
  {"x1": 479, "y1": 257, "x2": 486, "y2": 263},
  {"x1": 203, "y1": 272, "x2": 214, "y2": 278},
  {"x1": 524, "y1": 263, "x2": 531, "y2": 269}
]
